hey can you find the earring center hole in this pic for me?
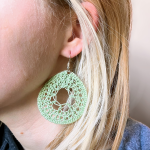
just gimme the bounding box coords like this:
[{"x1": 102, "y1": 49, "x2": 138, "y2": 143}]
[{"x1": 53, "y1": 88, "x2": 69, "y2": 110}]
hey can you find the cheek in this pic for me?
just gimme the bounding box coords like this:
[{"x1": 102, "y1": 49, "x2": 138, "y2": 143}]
[{"x1": 0, "y1": 0, "x2": 57, "y2": 106}]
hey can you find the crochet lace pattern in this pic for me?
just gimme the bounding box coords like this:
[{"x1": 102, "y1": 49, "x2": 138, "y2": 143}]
[{"x1": 37, "y1": 70, "x2": 87, "y2": 124}]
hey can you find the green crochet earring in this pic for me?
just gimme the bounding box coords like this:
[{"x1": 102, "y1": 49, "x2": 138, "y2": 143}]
[{"x1": 37, "y1": 53, "x2": 88, "y2": 124}]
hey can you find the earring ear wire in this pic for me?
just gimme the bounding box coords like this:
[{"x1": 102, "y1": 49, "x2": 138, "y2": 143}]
[{"x1": 67, "y1": 51, "x2": 71, "y2": 73}]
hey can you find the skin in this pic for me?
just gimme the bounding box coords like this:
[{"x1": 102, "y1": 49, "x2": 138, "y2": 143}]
[{"x1": 0, "y1": 0, "x2": 98, "y2": 149}]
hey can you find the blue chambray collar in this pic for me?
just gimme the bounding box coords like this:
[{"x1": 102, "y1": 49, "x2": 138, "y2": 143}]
[{"x1": 0, "y1": 123, "x2": 23, "y2": 150}]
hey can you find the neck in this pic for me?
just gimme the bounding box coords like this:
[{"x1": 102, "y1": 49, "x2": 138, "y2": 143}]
[{"x1": 0, "y1": 87, "x2": 64, "y2": 150}]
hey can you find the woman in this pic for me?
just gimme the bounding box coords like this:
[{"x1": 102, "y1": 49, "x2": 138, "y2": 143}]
[{"x1": 0, "y1": 0, "x2": 150, "y2": 150}]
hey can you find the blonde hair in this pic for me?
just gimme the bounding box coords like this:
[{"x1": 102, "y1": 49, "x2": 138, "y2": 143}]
[{"x1": 42, "y1": 0, "x2": 132, "y2": 149}]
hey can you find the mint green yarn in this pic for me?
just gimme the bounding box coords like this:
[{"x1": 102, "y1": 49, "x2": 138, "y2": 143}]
[{"x1": 37, "y1": 70, "x2": 87, "y2": 124}]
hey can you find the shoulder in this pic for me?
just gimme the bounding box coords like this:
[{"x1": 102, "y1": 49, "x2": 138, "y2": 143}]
[{"x1": 119, "y1": 117, "x2": 150, "y2": 150}]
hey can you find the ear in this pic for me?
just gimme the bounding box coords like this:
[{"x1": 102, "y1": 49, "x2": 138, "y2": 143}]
[{"x1": 60, "y1": 1, "x2": 99, "y2": 58}]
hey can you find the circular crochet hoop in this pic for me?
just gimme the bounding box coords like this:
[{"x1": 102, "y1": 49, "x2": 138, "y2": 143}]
[{"x1": 37, "y1": 70, "x2": 87, "y2": 124}]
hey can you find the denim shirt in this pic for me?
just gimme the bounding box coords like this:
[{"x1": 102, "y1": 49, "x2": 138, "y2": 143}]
[{"x1": 0, "y1": 118, "x2": 150, "y2": 150}]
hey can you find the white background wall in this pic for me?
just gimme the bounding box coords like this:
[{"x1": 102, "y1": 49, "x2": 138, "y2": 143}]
[{"x1": 129, "y1": 0, "x2": 150, "y2": 127}]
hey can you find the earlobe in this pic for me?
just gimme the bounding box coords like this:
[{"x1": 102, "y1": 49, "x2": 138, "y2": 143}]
[
  {"x1": 60, "y1": 38, "x2": 83, "y2": 58},
  {"x1": 60, "y1": 1, "x2": 99, "y2": 58},
  {"x1": 70, "y1": 39, "x2": 83, "y2": 58}
]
